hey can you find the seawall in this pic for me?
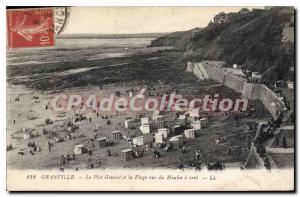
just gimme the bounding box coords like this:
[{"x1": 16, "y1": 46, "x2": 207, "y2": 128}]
[{"x1": 187, "y1": 61, "x2": 285, "y2": 117}]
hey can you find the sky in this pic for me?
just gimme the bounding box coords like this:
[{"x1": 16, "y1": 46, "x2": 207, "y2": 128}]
[{"x1": 63, "y1": 7, "x2": 262, "y2": 34}]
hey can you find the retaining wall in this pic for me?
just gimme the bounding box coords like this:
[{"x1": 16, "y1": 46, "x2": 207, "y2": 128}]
[
  {"x1": 242, "y1": 83, "x2": 285, "y2": 116},
  {"x1": 194, "y1": 61, "x2": 247, "y2": 93},
  {"x1": 187, "y1": 61, "x2": 285, "y2": 117}
]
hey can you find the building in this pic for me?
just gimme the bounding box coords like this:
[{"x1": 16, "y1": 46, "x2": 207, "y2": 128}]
[
  {"x1": 281, "y1": 24, "x2": 294, "y2": 43},
  {"x1": 171, "y1": 124, "x2": 184, "y2": 136},
  {"x1": 112, "y1": 131, "x2": 121, "y2": 143},
  {"x1": 133, "y1": 133, "x2": 153, "y2": 146},
  {"x1": 125, "y1": 119, "x2": 132, "y2": 129},
  {"x1": 120, "y1": 149, "x2": 133, "y2": 161},
  {"x1": 141, "y1": 117, "x2": 149, "y2": 125},
  {"x1": 156, "y1": 115, "x2": 164, "y2": 123},
  {"x1": 158, "y1": 128, "x2": 169, "y2": 138},
  {"x1": 140, "y1": 117, "x2": 151, "y2": 134},
  {"x1": 191, "y1": 120, "x2": 201, "y2": 130},
  {"x1": 178, "y1": 113, "x2": 188, "y2": 125},
  {"x1": 189, "y1": 109, "x2": 200, "y2": 118},
  {"x1": 287, "y1": 81, "x2": 294, "y2": 89},
  {"x1": 95, "y1": 137, "x2": 106, "y2": 148},
  {"x1": 249, "y1": 72, "x2": 262, "y2": 83},
  {"x1": 184, "y1": 129, "x2": 196, "y2": 140},
  {"x1": 155, "y1": 133, "x2": 164, "y2": 144},
  {"x1": 155, "y1": 115, "x2": 164, "y2": 129},
  {"x1": 178, "y1": 114, "x2": 187, "y2": 120},
  {"x1": 74, "y1": 144, "x2": 85, "y2": 155},
  {"x1": 140, "y1": 124, "x2": 150, "y2": 134},
  {"x1": 177, "y1": 116, "x2": 187, "y2": 126},
  {"x1": 214, "y1": 12, "x2": 228, "y2": 24},
  {"x1": 157, "y1": 120, "x2": 164, "y2": 129},
  {"x1": 133, "y1": 136, "x2": 144, "y2": 146},
  {"x1": 200, "y1": 118, "x2": 208, "y2": 128}
]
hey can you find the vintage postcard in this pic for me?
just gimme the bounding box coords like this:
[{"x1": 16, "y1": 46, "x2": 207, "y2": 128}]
[{"x1": 6, "y1": 6, "x2": 295, "y2": 191}]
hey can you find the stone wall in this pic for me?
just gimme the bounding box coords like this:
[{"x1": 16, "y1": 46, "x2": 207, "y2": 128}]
[
  {"x1": 242, "y1": 83, "x2": 285, "y2": 116},
  {"x1": 188, "y1": 61, "x2": 285, "y2": 117},
  {"x1": 194, "y1": 61, "x2": 246, "y2": 93},
  {"x1": 223, "y1": 74, "x2": 247, "y2": 93}
]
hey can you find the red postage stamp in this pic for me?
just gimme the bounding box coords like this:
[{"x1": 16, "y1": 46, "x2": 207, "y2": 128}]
[{"x1": 7, "y1": 8, "x2": 54, "y2": 48}]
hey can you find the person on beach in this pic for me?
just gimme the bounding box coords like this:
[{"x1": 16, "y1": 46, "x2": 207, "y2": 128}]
[
  {"x1": 182, "y1": 146, "x2": 186, "y2": 153},
  {"x1": 48, "y1": 141, "x2": 52, "y2": 152},
  {"x1": 107, "y1": 149, "x2": 111, "y2": 156}
]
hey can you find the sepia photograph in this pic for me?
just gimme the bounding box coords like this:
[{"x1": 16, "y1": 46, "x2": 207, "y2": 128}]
[{"x1": 5, "y1": 5, "x2": 295, "y2": 191}]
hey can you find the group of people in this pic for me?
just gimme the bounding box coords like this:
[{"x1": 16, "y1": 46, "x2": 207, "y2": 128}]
[
  {"x1": 254, "y1": 108, "x2": 286, "y2": 170},
  {"x1": 27, "y1": 141, "x2": 41, "y2": 155},
  {"x1": 59, "y1": 152, "x2": 76, "y2": 169}
]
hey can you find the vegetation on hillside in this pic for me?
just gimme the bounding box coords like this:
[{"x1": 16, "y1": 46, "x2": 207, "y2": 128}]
[
  {"x1": 151, "y1": 7, "x2": 295, "y2": 85},
  {"x1": 150, "y1": 28, "x2": 202, "y2": 50}
]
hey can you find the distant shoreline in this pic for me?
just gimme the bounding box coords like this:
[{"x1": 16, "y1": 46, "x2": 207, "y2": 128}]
[{"x1": 56, "y1": 33, "x2": 167, "y2": 39}]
